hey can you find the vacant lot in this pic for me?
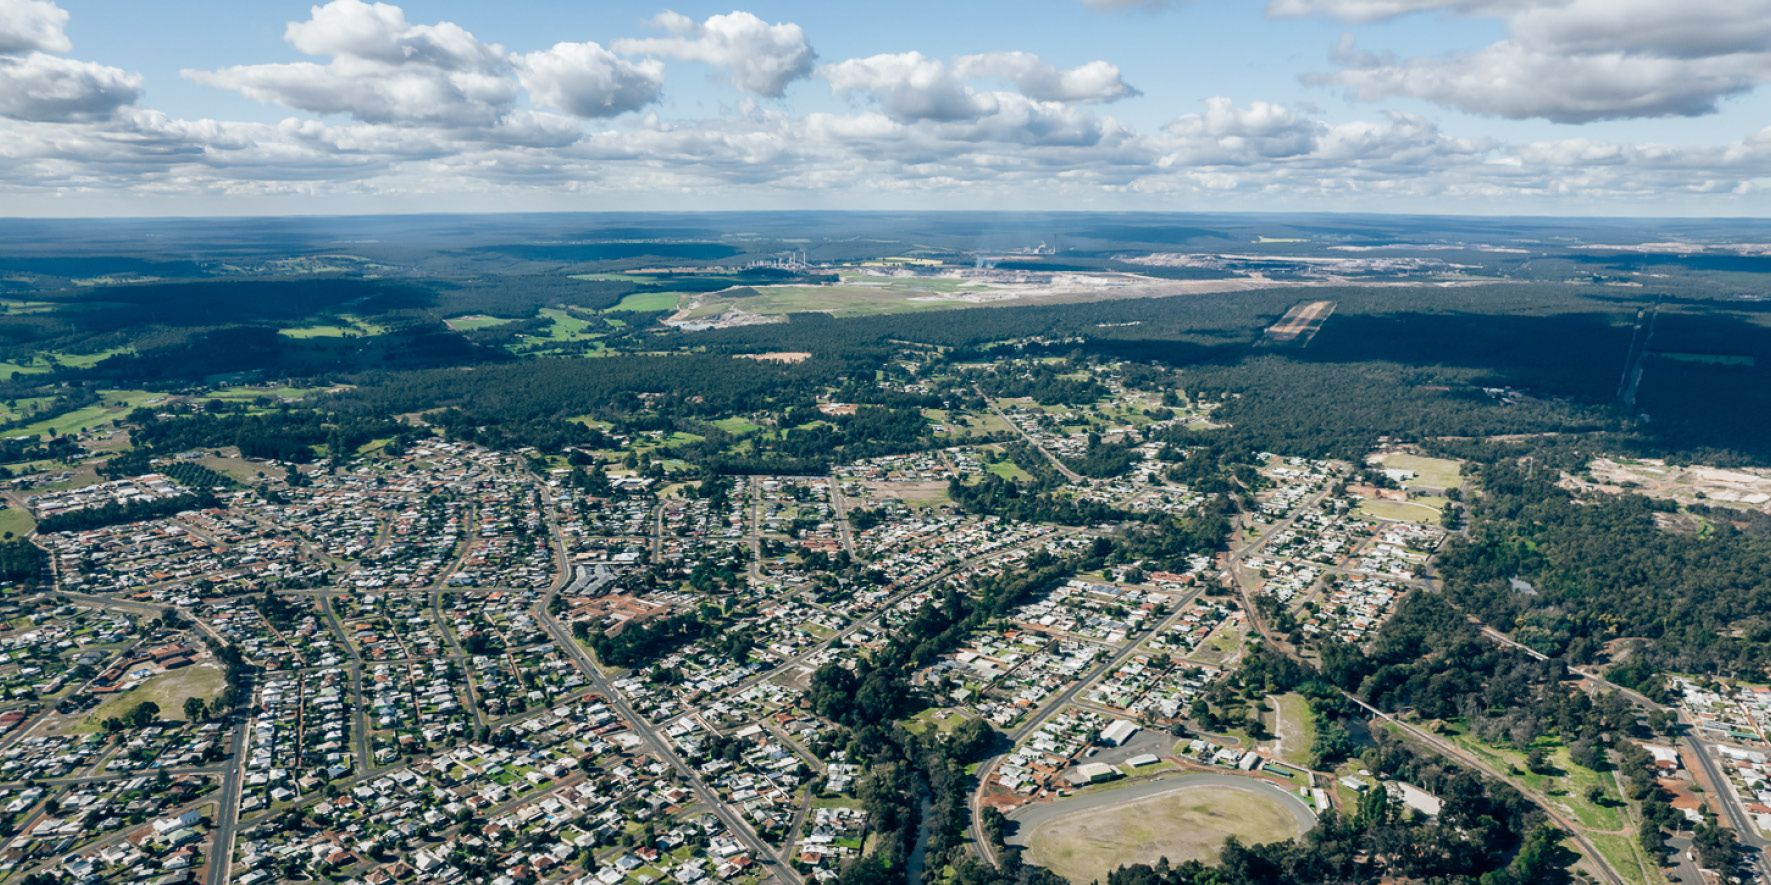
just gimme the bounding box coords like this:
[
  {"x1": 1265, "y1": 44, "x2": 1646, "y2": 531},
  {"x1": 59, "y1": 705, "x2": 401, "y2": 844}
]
[
  {"x1": 74, "y1": 663, "x2": 226, "y2": 733},
  {"x1": 1024, "y1": 781, "x2": 1311, "y2": 884},
  {"x1": 606, "y1": 291, "x2": 683, "y2": 312},
  {"x1": 1357, "y1": 499, "x2": 1445, "y2": 524},
  {"x1": 1379, "y1": 453, "x2": 1463, "y2": 489}
]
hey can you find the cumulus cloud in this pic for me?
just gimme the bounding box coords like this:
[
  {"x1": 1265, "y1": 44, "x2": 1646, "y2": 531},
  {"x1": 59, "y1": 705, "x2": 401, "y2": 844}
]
[
  {"x1": 0, "y1": 0, "x2": 139, "y2": 122},
  {"x1": 954, "y1": 53, "x2": 1138, "y2": 103},
  {"x1": 821, "y1": 50, "x2": 1137, "y2": 125},
  {"x1": 1509, "y1": 0, "x2": 1771, "y2": 59},
  {"x1": 0, "y1": 51, "x2": 141, "y2": 122},
  {"x1": 515, "y1": 43, "x2": 664, "y2": 119},
  {"x1": 1305, "y1": 0, "x2": 1771, "y2": 122},
  {"x1": 1327, "y1": 40, "x2": 1766, "y2": 123},
  {"x1": 8, "y1": 0, "x2": 1771, "y2": 212},
  {"x1": 822, "y1": 52, "x2": 996, "y2": 122},
  {"x1": 614, "y1": 11, "x2": 813, "y2": 97},
  {"x1": 185, "y1": 0, "x2": 523, "y2": 127},
  {"x1": 0, "y1": 0, "x2": 69, "y2": 54}
]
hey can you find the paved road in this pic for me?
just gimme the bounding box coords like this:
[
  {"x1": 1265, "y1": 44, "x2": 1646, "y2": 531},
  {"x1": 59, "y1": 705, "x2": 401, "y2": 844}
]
[
  {"x1": 1218, "y1": 466, "x2": 1632, "y2": 885},
  {"x1": 315, "y1": 590, "x2": 373, "y2": 775},
  {"x1": 204, "y1": 668, "x2": 254, "y2": 885},
  {"x1": 970, "y1": 583, "x2": 1206, "y2": 868},
  {"x1": 1468, "y1": 601, "x2": 1769, "y2": 881},
  {"x1": 535, "y1": 566, "x2": 797, "y2": 885},
  {"x1": 977, "y1": 387, "x2": 1082, "y2": 483}
]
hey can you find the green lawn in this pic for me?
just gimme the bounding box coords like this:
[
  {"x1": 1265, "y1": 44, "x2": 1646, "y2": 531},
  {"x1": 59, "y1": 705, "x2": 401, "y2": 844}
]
[
  {"x1": 0, "y1": 348, "x2": 132, "y2": 380},
  {"x1": 986, "y1": 460, "x2": 1034, "y2": 483},
  {"x1": 0, "y1": 506, "x2": 35, "y2": 538},
  {"x1": 711, "y1": 416, "x2": 761, "y2": 435},
  {"x1": 11, "y1": 389, "x2": 162, "y2": 437}
]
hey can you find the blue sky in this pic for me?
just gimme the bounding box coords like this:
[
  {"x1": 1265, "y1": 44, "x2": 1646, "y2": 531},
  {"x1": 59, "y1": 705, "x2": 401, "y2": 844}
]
[{"x1": 5, "y1": 0, "x2": 1771, "y2": 216}]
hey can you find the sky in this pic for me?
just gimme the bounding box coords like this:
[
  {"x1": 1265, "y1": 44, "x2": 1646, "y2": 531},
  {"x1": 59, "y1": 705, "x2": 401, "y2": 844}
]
[{"x1": 3, "y1": 0, "x2": 1771, "y2": 217}]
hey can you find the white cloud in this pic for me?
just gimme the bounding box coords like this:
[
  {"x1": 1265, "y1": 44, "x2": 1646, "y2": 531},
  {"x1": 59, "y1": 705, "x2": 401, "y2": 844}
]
[
  {"x1": 0, "y1": 0, "x2": 68, "y2": 55},
  {"x1": 821, "y1": 50, "x2": 1137, "y2": 125},
  {"x1": 7, "y1": 0, "x2": 1771, "y2": 212},
  {"x1": 953, "y1": 53, "x2": 1138, "y2": 103},
  {"x1": 0, "y1": 1, "x2": 138, "y2": 123},
  {"x1": 822, "y1": 52, "x2": 997, "y2": 122},
  {"x1": 1325, "y1": 39, "x2": 1769, "y2": 123},
  {"x1": 285, "y1": 0, "x2": 504, "y2": 70},
  {"x1": 1304, "y1": 0, "x2": 1771, "y2": 122},
  {"x1": 186, "y1": 0, "x2": 520, "y2": 127},
  {"x1": 1509, "y1": 0, "x2": 1771, "y2": 59},
  {"x1": 0, "y1": 51, "x2": 140, "y2": 121},
  {"x1": 614, "y1": 10, "x2": 813, "y2": 97},
  {"x1": 515, "y1": 42, "x2": 664, "y2": 119}
]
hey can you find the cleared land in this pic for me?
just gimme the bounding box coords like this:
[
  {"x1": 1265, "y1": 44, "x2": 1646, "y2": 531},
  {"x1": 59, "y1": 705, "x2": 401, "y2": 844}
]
[
  {"x1": 607, "y1": 291, "x2": 683, "y2": 312},
  {"x1": 1018, "y1": 779, "x2": 1312, "y2": 884},
  {"x1": 1573, "y1": 457, "x2": 1771, "y2": 512},
  {"x1": 278, "y1": 316, "x2": 386, "y2": 338},
  {"x1": 1377, "y1": 453, "x2": 1463, "y2": 489},
  {"x1": 1357, "y1": 499, "x2": 1445, "y2": 524},
  {"x1": 1264, "y1": 300, "x2": 1336, "y2": 344},
  {"x1": 444, "y1": 314, "x2": 521, "y2": 331},
  {"x1": 1270, "y1": 692, "x2": 1317, "y2": 768},
  {"x1": 74, "y1": 663, "x2": 226, "y2": 733}
]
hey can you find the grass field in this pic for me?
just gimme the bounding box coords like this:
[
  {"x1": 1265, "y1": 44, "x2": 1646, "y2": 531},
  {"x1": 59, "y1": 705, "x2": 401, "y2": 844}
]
[
  {"x1": 445, "y1": 314, "x2": 521, "y2": 331},
  {"x1": 986, "y1": 460, "x2": 1035, "y2": 483},
  {"x1": 1379, "y1": 454, "x2": 1463, "y2": 489},
  {"x1": 76, "y1": 664, "x2": 225, "y2": 732},
  {"x1": 11, "y1": 390, "x2": 162, "y2": 437},
  {"x1": 0, "y1": 348, "x2": 132, "y2": 380},
  {"x1": 1189, "y1": 619, "x2": 1249, "y2": 667},
  {"x1": 1027, "y1": 784, "x2": 1308, "y2": 884},
  {"x1": 1357, "y1": 499, "x2": 1445, "y2": 524},
  {"x1": 0, "y1": 506, "x2": 35, "y2": 538},
  {"x1": 903, "y1": 707, "x2": 972, "y2": 736},
  {"x1": 606, "y1": 291, "x2": 683, "y2": 312},
  {"x1": 200, "y1": 385, "x2": 339, "y2": 403},
  {"x1": 1443, "y1": 729, "x2": 1628, "y2": 832},
  {"x1": 711, "y1": 416, "x2": 761, "y2": 434},
  {"x1": 1585, "y1": 831, "x2": 1661, "y2": 885},
  {"x1": 198, "y1": 455, "x2": 282, "y2": 484},
  {"x1": 1271, "y1": 692, "x2": 1317, "y2": 768},
  {"x1": 278, "y1": 316, "x2": 385, "y2": 338}
]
